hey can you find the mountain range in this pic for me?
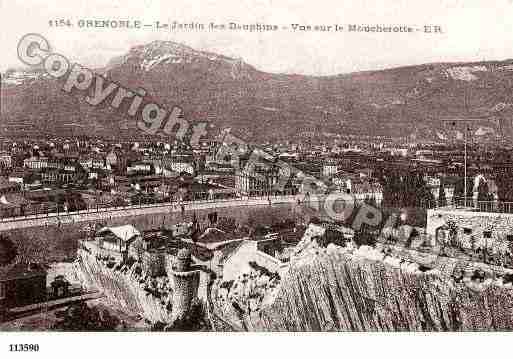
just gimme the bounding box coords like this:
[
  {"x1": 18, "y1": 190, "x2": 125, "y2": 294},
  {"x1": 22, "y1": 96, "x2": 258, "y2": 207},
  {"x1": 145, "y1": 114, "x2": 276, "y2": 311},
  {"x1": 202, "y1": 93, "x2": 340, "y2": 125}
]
[{"x1": 3, "y1": 40, "x2": 513, "y2": 143}]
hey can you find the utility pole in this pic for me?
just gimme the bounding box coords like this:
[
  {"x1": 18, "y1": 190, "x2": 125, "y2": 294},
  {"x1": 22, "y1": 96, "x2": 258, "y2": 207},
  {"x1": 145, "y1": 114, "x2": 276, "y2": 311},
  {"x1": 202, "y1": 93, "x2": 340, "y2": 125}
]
[
  {"x1": 463, "y1": 89, "x2": 472, "y2": 207},
  {"x1": 464, "y1": 125, "x2": 468, "y2": 207}
]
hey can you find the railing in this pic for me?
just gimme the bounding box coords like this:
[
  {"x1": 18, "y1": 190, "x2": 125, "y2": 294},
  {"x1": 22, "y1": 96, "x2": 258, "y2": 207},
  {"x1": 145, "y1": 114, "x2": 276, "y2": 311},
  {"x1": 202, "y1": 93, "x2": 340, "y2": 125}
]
[
  {"x1": 0, "y1": 189, "x2": 301, "y2": 223},
  {"x1": 432, "y1": 197, "x2": 513, "y2": 214}
]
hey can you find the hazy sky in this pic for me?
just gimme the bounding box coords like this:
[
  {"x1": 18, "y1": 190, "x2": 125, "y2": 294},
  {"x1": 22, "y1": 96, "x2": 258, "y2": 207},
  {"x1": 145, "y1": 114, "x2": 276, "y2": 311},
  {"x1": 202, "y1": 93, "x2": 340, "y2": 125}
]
[{"x1": 1, "y1": 0, "x2": 513, "y2": 75}]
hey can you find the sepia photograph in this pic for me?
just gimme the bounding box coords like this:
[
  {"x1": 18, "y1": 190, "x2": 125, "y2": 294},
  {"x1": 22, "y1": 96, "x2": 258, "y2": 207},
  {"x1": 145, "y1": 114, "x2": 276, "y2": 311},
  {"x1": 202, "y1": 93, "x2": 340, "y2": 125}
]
[{"x1": 1, "y1": 0, "x2": 513, "y2": 356}]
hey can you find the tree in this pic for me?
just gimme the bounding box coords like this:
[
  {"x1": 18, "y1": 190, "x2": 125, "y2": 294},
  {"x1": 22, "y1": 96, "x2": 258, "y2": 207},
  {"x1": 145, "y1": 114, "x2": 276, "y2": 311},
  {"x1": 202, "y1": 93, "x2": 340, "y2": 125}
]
[
  {"x1": 380, "y1": 169, "x2": 401, "y2": 208},
  {"x1": 405, "y1": 173, "x2": 434, "y2": 208},
  {"x1": 438, "y1": 180, "x2": 447, "y2": 207},
  {"x1": 164, "y1": 299, "x2": 210, "y2": 331},
  {"x1": 495, "y1": 170, "x2": 513, "y2": 202},
  {"x1": 453, "y1": 177, "x2": 474, "y2": 202},
  {"x1": 52, "y1": 302, "x2": 121, "y2": 331},
  {"x1": 0, "y1": 236, "x2": 18, "y2": 267},
  {"x1": 477, "y1": 180, "x2": 494, "y2": 202},
  {"x1": 447, "y1": 220, "x2": 459, "y2": 248}
]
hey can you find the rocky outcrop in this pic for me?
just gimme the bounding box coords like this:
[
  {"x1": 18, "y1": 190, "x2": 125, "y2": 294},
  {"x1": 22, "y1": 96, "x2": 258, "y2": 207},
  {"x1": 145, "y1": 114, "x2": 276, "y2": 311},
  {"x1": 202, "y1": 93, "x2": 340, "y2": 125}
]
[
  {"x1": 248, "y1": 244, "x2": 513, "y2": 331},
  {"x1": 75, "y1": 250, "x2": 175, "y2": 324},
  {"x1": 77, "y1": 220, "x2": 513, "y2": 331}
]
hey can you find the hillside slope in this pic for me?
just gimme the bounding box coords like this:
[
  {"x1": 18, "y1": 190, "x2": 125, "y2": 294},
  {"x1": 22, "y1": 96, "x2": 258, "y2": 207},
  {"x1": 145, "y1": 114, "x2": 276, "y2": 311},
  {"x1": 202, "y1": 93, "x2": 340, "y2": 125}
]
[{"x1": 3, "y1": 41, "x2": 513, "y2": 142}]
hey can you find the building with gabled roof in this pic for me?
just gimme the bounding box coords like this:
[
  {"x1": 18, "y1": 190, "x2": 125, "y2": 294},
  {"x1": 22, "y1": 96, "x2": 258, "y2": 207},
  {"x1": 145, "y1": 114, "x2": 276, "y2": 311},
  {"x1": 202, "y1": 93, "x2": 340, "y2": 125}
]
[{"x1": 96, "y1": 225, "x2": 141, "y2": 255}]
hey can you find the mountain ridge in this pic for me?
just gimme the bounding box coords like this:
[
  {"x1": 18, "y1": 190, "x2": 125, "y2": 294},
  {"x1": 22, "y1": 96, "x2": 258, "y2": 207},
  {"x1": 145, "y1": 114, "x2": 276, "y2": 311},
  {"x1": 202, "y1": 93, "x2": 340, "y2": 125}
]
[{"x1": 3, "y1": 40, "x2": 513, "y2": 142}]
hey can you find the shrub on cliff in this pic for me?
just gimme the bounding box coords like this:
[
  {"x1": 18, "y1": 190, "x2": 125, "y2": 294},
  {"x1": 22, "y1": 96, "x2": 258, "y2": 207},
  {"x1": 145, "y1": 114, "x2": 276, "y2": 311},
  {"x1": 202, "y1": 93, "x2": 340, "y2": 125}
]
[
  {"x1": 52, "y1": 302, "x2": 121, "y2": 331},
  {"x1": 165, "y1": 299, "x2": 210, "y2": 331},
  {"x1": 0, "y1": 235, "x2": 17, "y2": 267}
]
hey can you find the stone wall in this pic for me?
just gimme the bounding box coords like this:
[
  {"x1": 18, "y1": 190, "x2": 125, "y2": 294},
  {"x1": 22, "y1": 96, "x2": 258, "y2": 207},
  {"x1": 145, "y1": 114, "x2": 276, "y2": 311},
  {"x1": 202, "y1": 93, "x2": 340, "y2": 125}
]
[
  {"x1": 75, "y1": 250, "x2": 175, "y2": 323},
  {"x1": 142, "y1": 250, "x2": 167, "y2": 277},
  {"x1": 426, "y1": 208, "x2": 513, "y2": 252},
  {"x1": 0, "y1": 196, "x2": 303, "y2": 232},
  {"x1": 170, "y1": 270, "x2": 200, "y2": 321}
]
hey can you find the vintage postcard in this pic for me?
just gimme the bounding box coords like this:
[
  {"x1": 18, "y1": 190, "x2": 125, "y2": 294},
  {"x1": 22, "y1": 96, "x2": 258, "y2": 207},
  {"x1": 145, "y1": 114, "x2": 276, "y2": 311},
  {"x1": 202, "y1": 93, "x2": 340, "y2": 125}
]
[{"x1": 1, "y1": 0, "x2": 513, "y2": 352}]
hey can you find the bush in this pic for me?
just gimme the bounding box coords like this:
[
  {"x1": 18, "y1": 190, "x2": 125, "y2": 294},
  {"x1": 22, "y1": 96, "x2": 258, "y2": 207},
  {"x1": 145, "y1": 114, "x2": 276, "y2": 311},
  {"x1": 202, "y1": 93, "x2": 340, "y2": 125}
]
[
  {"x1": 123, "y1": 256, "x2": 137, "y2": 268},
  {"x1": 165, "y1": 299, "x2": 210, "y2": 331},
  {"x1": 0, "y1": 236, "x2": 18, "y2": 267},
  {"x1": 248, "y1": 261, "x2": 280, "y2": 280},
  {"x1": 52, "y1": 303, "x2": 121, "y2": 331},
  {"x1": 220, "y1": 280, "x2": 234, "y2": 290}
]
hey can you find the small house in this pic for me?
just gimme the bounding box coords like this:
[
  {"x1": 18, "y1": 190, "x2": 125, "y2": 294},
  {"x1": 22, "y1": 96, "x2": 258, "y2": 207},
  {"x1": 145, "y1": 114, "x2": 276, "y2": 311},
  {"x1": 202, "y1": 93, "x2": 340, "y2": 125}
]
[
  {"x1": 50, "y1": 275, "x2": 71, "y2": 298},
  {"x1": 96, "y1": 225, "x2": 141, "y2": 257},
  {"x1": 0, "y1": 263, "x2": 47, "y2": 308}
]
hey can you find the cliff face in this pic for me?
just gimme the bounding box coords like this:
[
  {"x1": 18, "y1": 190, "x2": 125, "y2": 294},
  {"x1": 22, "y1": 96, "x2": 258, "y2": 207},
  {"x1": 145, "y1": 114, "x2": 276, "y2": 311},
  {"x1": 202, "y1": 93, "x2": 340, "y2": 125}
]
[
  {"x1": 75, "y1": 250, "x2": 175, "y2": 324},
  {"x1": 76, "y1": 221, "x2": 513, "y2": 331},
  {"x1": 249, "y1": 247, "x2": 513, "y2": 331}
]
